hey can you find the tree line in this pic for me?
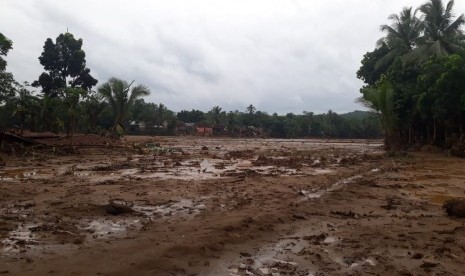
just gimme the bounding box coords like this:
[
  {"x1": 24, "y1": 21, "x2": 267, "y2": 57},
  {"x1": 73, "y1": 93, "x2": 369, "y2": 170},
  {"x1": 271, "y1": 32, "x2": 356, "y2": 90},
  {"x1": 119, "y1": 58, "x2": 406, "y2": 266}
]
[
  {"x1": 1, "y1": 31, "x2": 381, "y2": 139},
  {"x1": 358, "y1": 0, "x2": 465, "y2": 150}
]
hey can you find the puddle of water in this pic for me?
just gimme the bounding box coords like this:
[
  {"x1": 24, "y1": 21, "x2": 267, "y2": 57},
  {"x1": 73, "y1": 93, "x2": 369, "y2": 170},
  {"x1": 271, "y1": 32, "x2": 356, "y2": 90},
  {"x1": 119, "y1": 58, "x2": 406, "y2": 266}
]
[
  {"x1": 200, "y1": 159, "x2": 216, "y2": 173},
  {"x1": 236, "y1": 161, "x2": 253, "y2": 168},
  {"x1": 2, "y1": 155, "x2": 337, "y2": 183},
  {"x1": 0, "y1": 167, "x2": 57, "y2": 181},
  {"x1": 82, "y1": 219, "x2": 140, "y2": 237},
  {"x1": 312, "y1": 168, "x2": 334, "y2": 175},
  {"x1": 0, "y1": 176, "x2": 16, "y2": 182},
  {"x1": 323, "y1": 236, "x2": 337, "y2": 244},
  {"x1": 74, "y1": 171, "x2": 94, "y2": 176},
  {"x1": 301, "y1": 175, "x2": 362, "y2": 200},
  {"x1": 120, "y1": 168, "x2": 139, "y2": 176},
  {"x1": 2, "y1": 224, "x2": 38, "y2": 253},
  {"x1": 81, "y1": 198, "x2": 207, "y2": 239},
  {"x1": 23, "y1": 170, "x2": 37, "y2": 177},
  {"x1": 136, "y1": 159, "x2": 304, "y2": 180},
  {"x1": 345, "y1": 257, "x2": 378, "y2": 270},
  {"x1": 365, "y1": 257, "x2": 377, "y2": 266},
  {"x1": 133, "y1": 199, "x2": 206, "y2": 217}
]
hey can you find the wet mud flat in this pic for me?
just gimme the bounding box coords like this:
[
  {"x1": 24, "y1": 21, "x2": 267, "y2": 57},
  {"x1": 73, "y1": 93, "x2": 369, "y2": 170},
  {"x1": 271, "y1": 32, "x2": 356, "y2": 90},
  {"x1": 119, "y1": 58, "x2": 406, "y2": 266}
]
[{"x1": 0, "y1": 137, "x2": 464, "y2": 275}]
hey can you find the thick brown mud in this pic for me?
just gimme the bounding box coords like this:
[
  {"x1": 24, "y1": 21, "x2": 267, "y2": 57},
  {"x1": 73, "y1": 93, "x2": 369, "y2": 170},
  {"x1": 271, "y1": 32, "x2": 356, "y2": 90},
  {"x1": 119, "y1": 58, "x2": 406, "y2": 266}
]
[{"x1": 0, "y1": 137, "x2": 464, "y2": 275}]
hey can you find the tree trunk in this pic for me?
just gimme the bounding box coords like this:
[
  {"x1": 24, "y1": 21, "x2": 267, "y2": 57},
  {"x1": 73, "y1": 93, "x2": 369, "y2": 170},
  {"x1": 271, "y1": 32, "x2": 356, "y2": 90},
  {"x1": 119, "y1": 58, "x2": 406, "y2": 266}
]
[
  {"x1": 460, "y1": 115, "x2": 463, "y2": 138},
  {"x1": 444, "y1": 121, "x2": 447, "y2": 144},
  {"x1": 427, "y1": 125, "x2": 431, "y2": 142},
  {"x1": 89, "y1": 114, "x2": 97, "y2": 133},
  {"x1": 408, "y1": 124, "x2": 413, "y2": 145},
  {"x1": 433, "y1": 120, "x2": 437, "y2": 143},
  {"x1": 30, "y1": 114, "x2": 35, "y2": 132}
]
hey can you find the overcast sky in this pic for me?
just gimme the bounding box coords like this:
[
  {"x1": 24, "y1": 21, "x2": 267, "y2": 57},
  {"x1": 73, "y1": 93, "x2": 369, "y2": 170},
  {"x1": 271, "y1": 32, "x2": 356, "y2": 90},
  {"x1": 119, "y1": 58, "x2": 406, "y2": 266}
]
[{"x1": 2, "y1": 0, "x2": 465, "y2": 114}]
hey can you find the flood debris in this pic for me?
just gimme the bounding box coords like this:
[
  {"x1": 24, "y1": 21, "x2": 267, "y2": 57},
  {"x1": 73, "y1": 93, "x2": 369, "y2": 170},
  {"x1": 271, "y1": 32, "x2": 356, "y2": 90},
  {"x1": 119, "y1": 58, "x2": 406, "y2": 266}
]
[
  {"x1": 330, "y1": 210, "x2": 360, "y2": 219},
  {"x1": 103, "y1": 200, "x2": 136, "y2": 216},
  {"x1": 443, "y1": 199, "x2": 465, "y2": 218}
]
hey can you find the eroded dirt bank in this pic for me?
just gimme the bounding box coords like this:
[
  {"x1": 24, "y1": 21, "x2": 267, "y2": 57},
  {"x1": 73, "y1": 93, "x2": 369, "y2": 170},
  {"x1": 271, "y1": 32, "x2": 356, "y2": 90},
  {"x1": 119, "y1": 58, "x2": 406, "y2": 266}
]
[{"x1": 0, "y1": 137, "x2": 464, "y2": 275}]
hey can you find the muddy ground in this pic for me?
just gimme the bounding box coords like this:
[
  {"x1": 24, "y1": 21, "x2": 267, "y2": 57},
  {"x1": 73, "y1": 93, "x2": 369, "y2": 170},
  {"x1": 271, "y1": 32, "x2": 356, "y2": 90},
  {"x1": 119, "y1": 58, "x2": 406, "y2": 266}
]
[{"x1": 0, "y1": 137, "x2": 464, "y2": 276}]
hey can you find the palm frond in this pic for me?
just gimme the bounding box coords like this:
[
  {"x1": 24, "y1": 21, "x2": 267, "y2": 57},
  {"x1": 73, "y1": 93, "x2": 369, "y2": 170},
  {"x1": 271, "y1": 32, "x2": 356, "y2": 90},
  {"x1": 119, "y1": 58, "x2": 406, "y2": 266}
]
[{"x1": 97, "y1": 77, "x2": 150, "y2": 131}]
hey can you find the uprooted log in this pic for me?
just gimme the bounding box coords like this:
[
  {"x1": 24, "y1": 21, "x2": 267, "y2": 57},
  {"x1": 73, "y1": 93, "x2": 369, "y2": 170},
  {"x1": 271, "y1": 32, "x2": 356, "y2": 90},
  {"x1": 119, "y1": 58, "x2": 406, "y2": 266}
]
[
  {"x1": 0, "y1": 131, "x2": 44, "y2": 146},
  {"x1": 443, "y1": 199, "x2": 465, "y2": 218},
  {"x1": 0, "y1": 132, "x2": 51, "y2": 156}
]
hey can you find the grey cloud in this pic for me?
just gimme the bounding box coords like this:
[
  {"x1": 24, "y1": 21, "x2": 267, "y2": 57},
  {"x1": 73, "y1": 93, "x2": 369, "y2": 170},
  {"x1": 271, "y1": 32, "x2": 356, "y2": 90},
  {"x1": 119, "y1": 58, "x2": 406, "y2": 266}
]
[{"x1": 2, "y1": 0, "x2": 465, "y2": 114}]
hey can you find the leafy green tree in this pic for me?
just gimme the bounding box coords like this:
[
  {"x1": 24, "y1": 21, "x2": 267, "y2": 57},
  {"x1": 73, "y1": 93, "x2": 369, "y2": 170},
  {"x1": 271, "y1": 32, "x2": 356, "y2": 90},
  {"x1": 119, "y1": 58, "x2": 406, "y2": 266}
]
[
  {"x1": 246, "y1": 104, "x2": 256, "y2": 115},
  {"x1": 0, "y1": 33, "x2": 13, "y2": 72},
  {"x1": 302, "y1": 111, "x2": 314, "y2": 136},
  {"x1": 358, "y1": 79, "x2": 398, "y2": 149},
  {"x1": 177, "y1": 109, "x2": 205, "y2": 123},
  {"x1": 131, "y1": 99, "x2": 158, "y2": 126},
  {"x1": 97, "y1": 77, "x2": 150, "y2": 133},
  {"x1": 32, "y1": 32, "x2": 98, "y2": 133},
  {"x1": 82, "y1": 92, "x2": 107, "y2": 133},
  {"x1": 12, "y1": 84, "x2": 41, "y2": 131},
  {"x1": 0, "y1": 33, "x2": 15, "y2": 105},
  {"x1": 33, "y1": 32, "x2": 98, "y2": 96},
  {"x1": 357, "y1": 44, "x2": 392, "y2": 86},
  {"x1": 63, "y1": 87, "x2": 86, "y2": 136},
  {"x1": 417, "y1": 54, "x2": 465, "y2": 143}
]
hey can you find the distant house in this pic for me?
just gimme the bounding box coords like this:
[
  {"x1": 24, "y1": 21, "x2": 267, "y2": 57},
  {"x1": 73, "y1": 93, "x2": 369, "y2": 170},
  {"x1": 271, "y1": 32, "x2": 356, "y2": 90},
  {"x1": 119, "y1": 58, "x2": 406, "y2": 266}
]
[{"x1": 196, "y1": 126, "x2": 213, "y2": 136}]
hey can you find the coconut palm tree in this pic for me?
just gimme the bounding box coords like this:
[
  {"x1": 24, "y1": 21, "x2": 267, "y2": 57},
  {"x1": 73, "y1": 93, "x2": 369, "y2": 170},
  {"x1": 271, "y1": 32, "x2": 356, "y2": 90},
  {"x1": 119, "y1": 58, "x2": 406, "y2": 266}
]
[
  {"x1": 418, "y1": 0, "x2": 465, "y2": 55},
  {"x1": 98, "y1": 77, "x2": 150, "y2": 132},
  {"x1": 376, "y1": 7, "x2": 423, "y2": 68},
  {"x1": 380, "y1": 7, "x2": 423, "y2": 51},
  {"x1": 208, "y1": 106, "x2": 223, "y2": 126}
]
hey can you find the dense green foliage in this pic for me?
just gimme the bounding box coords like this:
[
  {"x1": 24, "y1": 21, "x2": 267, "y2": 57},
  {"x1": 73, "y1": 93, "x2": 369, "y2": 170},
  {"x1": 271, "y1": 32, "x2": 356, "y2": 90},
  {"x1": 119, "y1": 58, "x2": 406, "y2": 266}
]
[
  {"x1": 358, "y1": 0, "x2": 465, "y2": 150},
  {"x1": 33, "y1": 33, "x2": 98, "y2": 96},
  {"x1": 174, "y1": 108, "x2": 380, "y2": 139},
  {"x1": 0, "y1": 33, "x2": 15, "y2": 106},
  {"x1": 0, "y1": 30, "x2": 381, "y2": 138}
]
